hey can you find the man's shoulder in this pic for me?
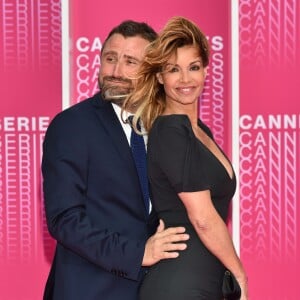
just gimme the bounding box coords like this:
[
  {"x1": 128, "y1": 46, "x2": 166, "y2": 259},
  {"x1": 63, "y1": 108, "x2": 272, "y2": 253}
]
[
  {"x1": 56, "y1": 93, "x2": 102, "y2": 118},
  {"x1": 67, "y1": 92, "x2": 102, "y2": 112},
  {"x1": 47, "y1": 93, "x2": 103, "y2": 130}
]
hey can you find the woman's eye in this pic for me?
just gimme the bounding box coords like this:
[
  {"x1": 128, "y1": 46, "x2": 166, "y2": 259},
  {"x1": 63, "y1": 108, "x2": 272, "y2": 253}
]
[
  {"x1": 190, "y1": 65, "x2": 200, "y2": 71},
  {"x1": 169, "y1": 67, "x2": 178, "y2": 73}
]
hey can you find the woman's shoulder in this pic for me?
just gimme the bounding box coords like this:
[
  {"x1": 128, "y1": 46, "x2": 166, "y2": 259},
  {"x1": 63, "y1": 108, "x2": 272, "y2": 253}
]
[
  {"x1": 148, "y1": 115, "x2": 193, "y2": 144},
  {"x1": 153, "y1": 114, "x2": 191, "y2": 130}
]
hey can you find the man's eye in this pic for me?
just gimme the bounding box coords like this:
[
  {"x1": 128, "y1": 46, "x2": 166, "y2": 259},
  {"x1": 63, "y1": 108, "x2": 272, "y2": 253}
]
[
  {"x1": 106, "y1": 56, "x2": 117, "y2": 63},
  {"x1": 127, "y1": 59, "x2": 138, "y2": 65}
]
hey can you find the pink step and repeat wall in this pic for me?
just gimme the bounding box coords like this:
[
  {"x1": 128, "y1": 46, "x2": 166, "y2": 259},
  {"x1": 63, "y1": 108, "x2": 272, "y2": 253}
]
[{"x1": 0, "y1": 0, "x2": 299, "y2": 299}]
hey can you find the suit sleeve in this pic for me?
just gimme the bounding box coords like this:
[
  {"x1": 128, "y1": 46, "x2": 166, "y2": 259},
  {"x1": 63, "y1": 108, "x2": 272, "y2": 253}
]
[{"x1": 42, "y1": 110, "x2": 145, "y2": 281}]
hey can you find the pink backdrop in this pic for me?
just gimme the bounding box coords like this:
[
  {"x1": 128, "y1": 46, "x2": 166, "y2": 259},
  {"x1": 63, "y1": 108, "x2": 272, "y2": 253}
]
[
  {"x1": 239, "y1": 1, "x2": 300, "y2": 299},
  {"x1": 0, "y1": 0, "x2": 299, "y2": 299},
  {"x1": 0, "y1": 0, "x2": 61, "y2": 299}
]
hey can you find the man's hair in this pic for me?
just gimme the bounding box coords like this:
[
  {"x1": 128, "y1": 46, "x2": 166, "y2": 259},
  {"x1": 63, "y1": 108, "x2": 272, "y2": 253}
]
[{"x1": 101, "y1": 20, "x2": 157, "y2": 52}]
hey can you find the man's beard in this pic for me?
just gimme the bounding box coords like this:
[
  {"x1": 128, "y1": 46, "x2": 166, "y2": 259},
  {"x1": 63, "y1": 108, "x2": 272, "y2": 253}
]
[{"x1": 99, "y1": 76, "x2": 133, "y2": 106}]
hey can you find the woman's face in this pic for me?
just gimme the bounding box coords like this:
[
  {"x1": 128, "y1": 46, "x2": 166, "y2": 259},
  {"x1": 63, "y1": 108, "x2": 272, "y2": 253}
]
[{"x1": 157, "y1": 45, "x2": 207, "y2": 109}]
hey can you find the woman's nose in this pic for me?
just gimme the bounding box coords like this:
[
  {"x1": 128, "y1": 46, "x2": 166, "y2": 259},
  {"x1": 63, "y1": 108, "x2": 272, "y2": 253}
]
[{"x1": 179, "y1": 70, "x2": 190, "y2": 82}]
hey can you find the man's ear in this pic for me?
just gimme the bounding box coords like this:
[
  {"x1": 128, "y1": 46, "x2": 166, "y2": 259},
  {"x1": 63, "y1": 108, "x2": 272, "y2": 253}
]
[{"x1": 156, "y1": 72, "x2": 164, "y2": 84}]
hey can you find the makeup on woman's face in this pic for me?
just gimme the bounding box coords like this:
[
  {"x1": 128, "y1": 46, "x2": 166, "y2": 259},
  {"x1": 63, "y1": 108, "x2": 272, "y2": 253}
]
[{"x1": 157, "y1": 45, "x2": 207, "y2": 107}]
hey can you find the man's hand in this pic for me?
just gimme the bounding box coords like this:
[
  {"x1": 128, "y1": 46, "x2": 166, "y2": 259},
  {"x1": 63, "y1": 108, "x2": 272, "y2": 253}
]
[{"x1": 142, "y1": 219, "x2": 189, "y2": 266}]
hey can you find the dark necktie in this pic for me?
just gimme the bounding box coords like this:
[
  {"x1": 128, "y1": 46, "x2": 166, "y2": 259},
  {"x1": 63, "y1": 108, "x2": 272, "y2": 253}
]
[{"x1": 128, "y1": 116, "x2": 150, "y2": 213}]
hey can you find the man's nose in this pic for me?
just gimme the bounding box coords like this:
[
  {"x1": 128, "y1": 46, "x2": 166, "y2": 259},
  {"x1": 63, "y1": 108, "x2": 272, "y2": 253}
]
[{"x1": 112, "y1": 61, "x2": 123, "y2": 77}]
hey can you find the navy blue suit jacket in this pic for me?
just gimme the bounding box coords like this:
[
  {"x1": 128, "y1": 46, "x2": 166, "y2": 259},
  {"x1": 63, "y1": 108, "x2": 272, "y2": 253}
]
[{"x1": 42, "y1": 93, "x2": 157, "y2": 300}]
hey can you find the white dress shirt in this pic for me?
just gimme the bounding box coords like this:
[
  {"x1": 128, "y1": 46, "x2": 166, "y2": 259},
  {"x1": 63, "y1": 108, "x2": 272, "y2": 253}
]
[{"x1": 112, "y1": 103, "x2": 151, "y2": 212}]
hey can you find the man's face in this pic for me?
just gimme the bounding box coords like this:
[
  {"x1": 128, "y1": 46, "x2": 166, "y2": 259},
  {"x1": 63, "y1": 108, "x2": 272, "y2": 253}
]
[{"x1": 99, "y1": 33, "x2": 150, "y2": 105}]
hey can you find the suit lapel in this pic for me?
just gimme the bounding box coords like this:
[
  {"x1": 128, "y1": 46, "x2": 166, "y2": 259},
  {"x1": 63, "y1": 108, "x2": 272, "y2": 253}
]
[
  {"x1": 91, "y1": 93, "x2": 149, "y2": 215},
  {"x1": 91, "y1": 93, "x2": 135, "y2": 170}
]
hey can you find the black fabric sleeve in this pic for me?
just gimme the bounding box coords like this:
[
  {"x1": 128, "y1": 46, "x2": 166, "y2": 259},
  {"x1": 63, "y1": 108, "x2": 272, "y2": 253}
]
[{"x1": 151, "y1": 116, "x2": 211, "y2": 193}]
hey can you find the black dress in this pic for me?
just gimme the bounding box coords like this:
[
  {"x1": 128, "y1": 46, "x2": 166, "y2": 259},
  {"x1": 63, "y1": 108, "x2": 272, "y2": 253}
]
[{"x1": 139, "y1": 115, "x2": 236, "y2": 300}]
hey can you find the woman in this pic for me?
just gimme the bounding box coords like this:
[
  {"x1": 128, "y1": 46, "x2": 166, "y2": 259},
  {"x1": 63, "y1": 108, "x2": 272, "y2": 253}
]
[{"x1": 123, "y1": 16, "x2": 248, "y2": 300}]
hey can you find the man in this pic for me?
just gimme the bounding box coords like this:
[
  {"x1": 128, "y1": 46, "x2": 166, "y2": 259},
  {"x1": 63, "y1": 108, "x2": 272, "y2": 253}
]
[{"x1": 42, "y1": 20, "x2": 189, "y2": 300}]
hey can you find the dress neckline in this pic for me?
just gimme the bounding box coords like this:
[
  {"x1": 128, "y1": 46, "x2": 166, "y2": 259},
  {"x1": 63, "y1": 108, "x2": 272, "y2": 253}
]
[{"x1": 157, "y1": 114, "x2": 235, "y2": 181}]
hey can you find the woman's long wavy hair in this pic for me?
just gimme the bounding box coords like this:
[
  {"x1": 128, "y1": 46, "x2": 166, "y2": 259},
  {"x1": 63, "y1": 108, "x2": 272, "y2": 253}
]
[{"x1": 122, "y1": 16, "x2": 210, "y2": 134}]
